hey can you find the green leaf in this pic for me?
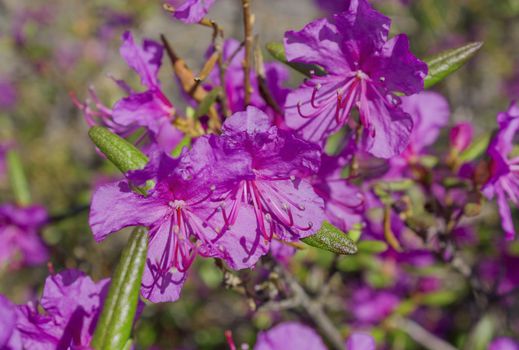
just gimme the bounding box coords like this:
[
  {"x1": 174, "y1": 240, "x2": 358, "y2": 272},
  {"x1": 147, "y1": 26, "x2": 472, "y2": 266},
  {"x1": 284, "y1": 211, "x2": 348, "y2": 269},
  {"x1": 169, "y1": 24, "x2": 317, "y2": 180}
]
[
  {"x1": 6, "y1": 150, "x2": 32, "y2": 206},
  {"x1": 88, "y1": 126, "x2": 148, "y2": 174},
  {"x1": 424, "y1": 42, "x2": 483, "y2": 89},
  {"x1": 195, "y1": 87, "x2": 221, "y2": 118},
  {"x1": 266, "y1": 42, "x2": 326, "y2": 77},
  {"x1": 91, "y1": 227, "x2": 148, "y2": 350},
  {"x1": 458, "y1": 134, "x2": 491, "y2": 162},
  {"x1": 357, "y1": 240, "x2": 388, "y2": 254},
  {"x1": 301, "y1": 221, "x2": 357, "y2": 255},
  {"x1": 420, "y1": 291, "x2": 458, "y2": 306}
]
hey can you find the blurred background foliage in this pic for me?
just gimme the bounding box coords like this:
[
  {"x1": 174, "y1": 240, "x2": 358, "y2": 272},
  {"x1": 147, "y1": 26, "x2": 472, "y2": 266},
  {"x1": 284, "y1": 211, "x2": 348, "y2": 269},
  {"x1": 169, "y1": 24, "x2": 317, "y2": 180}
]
[{"x1": 1, "y1": 0, "x2": 519, "y2": 348}]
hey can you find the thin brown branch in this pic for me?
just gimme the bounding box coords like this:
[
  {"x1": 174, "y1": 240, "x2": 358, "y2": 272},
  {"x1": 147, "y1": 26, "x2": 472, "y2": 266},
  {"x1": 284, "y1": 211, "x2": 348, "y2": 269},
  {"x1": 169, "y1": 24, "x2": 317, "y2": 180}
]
[
  {"x1": 392, "y1": 317, "x2": 458, "y2": 350},
  {"x1": 278, "y1": 265, "x2": 344, "y2": 350},
  {"x1": 241, "y1": 0, "x2": 254, "y2": 106}
]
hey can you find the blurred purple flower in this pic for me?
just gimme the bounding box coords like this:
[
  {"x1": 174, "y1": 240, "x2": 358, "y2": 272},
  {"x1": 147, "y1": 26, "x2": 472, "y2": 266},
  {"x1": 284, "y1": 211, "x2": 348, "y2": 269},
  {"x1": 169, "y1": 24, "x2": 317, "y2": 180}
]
[
  {"x1": 0, "y1": 295, "x2": 19, "y2": 349},
  {"x1": 0, "y1": 269, "x2": 110, "y2": 349},
  {"x1": 489, "y1": 337, "x2": 519, "y2": 350},
  {"x1": 0, "y1": 79, "x2": 18, "y2": 111},
  {"x1": 254, "y1": 322, "x2": 327, "y2": 350},
  {"x1": 167, "y1": 0, "x2": 216, "y2": 24},
  {"x1": 0, "y1": 204, "x2": 48, "y2": 269},
  {"x1": 482, "y1": 102, "x2": 519, "y2": 240},
  {"x1": 351, "y1": 287, "x2": 400, "y2": 325},
  {"x1": 450, "y1": 122, "x2": 473, "y2": 153},
  {"x1": 345, "y1": 333, "x2": 376, "y2": 350},
  {"x1": 284, "y1": 0, "x2": 427, "y2": 157}
]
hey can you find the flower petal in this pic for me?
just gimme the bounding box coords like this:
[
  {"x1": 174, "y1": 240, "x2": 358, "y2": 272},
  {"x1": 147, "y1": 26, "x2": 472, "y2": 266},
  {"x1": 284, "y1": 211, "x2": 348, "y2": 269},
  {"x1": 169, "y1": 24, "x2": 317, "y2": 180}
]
[
  {"x1": 169, "y1": 0, "x2": 216, "y2": 24},
  {"x1": 89, "y1": 182, "x2": 169, "y2": 242},
  {"x1": 120, "y1": 31, "x2": 163, "y2": 89}
]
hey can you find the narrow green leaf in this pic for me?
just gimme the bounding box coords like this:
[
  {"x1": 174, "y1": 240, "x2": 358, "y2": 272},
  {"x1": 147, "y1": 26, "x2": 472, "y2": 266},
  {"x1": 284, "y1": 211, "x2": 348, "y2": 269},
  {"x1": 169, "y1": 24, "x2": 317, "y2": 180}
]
[
  {"x1": 195, "y1": 87, "x2": 222, "y2": 118},
  {"x1": 88, "y1": 126, "x2": 148, "y2": 174},
  {"x1": 6, "y1": 150, "x2": 31, "y2": 206},
  {"x1": 171, "y1": 135, "x2": 192, "y2": 158},
  {"x1": 458, "y1": 134, "x2": 491, "y2": 162},
  {"x1": 301, "y1": 221, "x2": 357, "y2": 255},
  {"x1": 357, "y1": 240, "x2": 388, "y2": 254},
  {"x1": 424, "y1": 42, "x2": 483, "y2": 89},
  {"x1": 266, "y1": 42, "x2": 326, "y2": 77},
  {"x1": 91, "y1": 227, "x2": 148, "y2": 350}
]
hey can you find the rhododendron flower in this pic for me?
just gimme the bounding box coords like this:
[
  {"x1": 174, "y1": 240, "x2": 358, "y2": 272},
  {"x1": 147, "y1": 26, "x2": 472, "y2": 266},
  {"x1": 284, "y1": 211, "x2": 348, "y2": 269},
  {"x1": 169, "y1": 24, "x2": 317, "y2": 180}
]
[
  {"x1": 75, "y1": 31, "x2": 181, "y2": 153},
  {"x1": 489, "y1": 337, "x2": 519, "y2": 350},
  {"x1": 0, "y1": 204, "x2": 48, "y2": 269},
  {"x1": 345, "y1": 333, "x2": 376, "y2": 350},
  {"x1": 254, "y1": 322, "x2": 327, "y2": 350},
  {"x1": 204, "y1": 106, "x2": 325, "y2": 254},
  {"x1": 284, "y1": 0, "x2": 427, "y2": 157},
  {"x1": 166, "y1": 0, "x2": 216, "y2": 24},
  {"x1": 0, "y1": 269, "x2": 110, "y2": 349},
  {"x1": 89, "y1": 147, "x2": 252, "y2": 303},
  {"x1": 482, "y1": 102, "x2": 519, "y2": 240},
  {"x1": 350, "y1": 287, "x2": 400, "y2": 325}
]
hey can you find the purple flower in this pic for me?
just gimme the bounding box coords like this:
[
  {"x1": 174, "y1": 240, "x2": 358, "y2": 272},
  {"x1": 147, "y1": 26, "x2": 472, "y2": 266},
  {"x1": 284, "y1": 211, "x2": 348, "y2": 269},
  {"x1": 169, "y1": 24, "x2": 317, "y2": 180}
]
[
  {"x1": 450, "y1": 122, "x2": 473, "y2": 153},
  {"x1": 75, "y1": 31, "x2": 182, "y2": 154},
  {"x1": 284, "y1": 0, "x2": 427, "y2": 158},
  {"x1": 311, "y1": 153, "x2": 364, "y2": 232},
  {"x1": 350, "y1": 287, "x2": 400, "y2": 325},
  {"x1": 482, "y1": 102, "x2": 519, "y2": 240},
  {"x1": 205, "y1": 106, "x2": 325, "y2": 254},
  {"x1": 0, "y1": 295, "x2": 19, "y2": 349},
  {"x1": 90, "y1": 106, "x2": 324, "y2": 302},
  {"x1": 0, "y1": 204, "x2": 48, "y2": 269},
  {"x1": 0, "y1": 79, "x2": 18, "y2": 111},
  {"x1": 314, "y1": 0, "x2": 350, "y2": 13},
  {"x1": 166, "y1": 0, "x2": 216, "y2": 24},
  {"x1": 489, "y1": 338, "x2": 519, "y2": 350},
  {"x1": 345, "y1": 333, "x2": 376, "y2": 350},
  {"x1": 0, "y1": 269, "x2": 110, "y2": 349},
  {"x1": 254, "y1": 322, "x2": 327, "y2": 350}
]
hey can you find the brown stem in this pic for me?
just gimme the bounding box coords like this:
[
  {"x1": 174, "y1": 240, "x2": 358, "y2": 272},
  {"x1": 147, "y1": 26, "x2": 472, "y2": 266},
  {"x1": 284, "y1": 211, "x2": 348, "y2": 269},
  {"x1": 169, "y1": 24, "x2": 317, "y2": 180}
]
[
  {"x1": 392, "y1": 317, "x2": 458, "y2": 350},
  {"x1": 241, "y1": 0, "x2": 253, "y2": 106},
  {"x1": 278, "y1": 265, "x2": 344, "y2": 350}
]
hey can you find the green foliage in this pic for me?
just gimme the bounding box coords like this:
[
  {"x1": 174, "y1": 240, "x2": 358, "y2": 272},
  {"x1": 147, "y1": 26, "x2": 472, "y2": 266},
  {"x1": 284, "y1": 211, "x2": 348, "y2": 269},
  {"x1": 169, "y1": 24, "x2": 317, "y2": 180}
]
[
  {"x1": 6, "y1": 150, "x2": 31, "y2": 206},
  {"x1": 302, "y1": 221, "x2": 358, "y2": 255},
  {"x1": 91, "y1": 227, "x2": 148, "y2": 350}
]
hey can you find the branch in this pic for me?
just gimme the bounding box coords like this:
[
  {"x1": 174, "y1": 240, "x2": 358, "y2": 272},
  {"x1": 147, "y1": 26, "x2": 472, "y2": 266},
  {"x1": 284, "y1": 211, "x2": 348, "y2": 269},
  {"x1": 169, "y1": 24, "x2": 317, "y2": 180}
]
[
  {"x1": 392, "y1": 317, "x2": 458, "y2": 350},
  {"x1": 278, "y1": 265, "x2": 344, "y2": 350},
  {"x1": 241, "y1": 0, "x2": 253, "y2": 106}
]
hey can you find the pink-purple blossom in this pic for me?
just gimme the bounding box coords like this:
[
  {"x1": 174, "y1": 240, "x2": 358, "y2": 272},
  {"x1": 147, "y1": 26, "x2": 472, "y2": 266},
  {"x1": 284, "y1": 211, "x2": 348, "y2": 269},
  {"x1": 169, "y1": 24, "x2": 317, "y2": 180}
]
[
  {"x1": 0, "y1": 204, "x2": 48, "y2": 269},
  {"x1": 284, "y1": 0, "x2": 427, "y2": 158},
  {"x1": 166, "y1": 0, "x2": 216, "y2": 24},
  {"x1": 482, "y1": 102, "x2": 519, "y2": 240},
  {"x1": 0, "y1": 269, "x2": 110, "y2": 349},
  {"x1": 489, "y1": 337, "x2": 519, "y2": 350},
  {"x1": 253, "y1": 322, "x2": 327, "y2": 350}
]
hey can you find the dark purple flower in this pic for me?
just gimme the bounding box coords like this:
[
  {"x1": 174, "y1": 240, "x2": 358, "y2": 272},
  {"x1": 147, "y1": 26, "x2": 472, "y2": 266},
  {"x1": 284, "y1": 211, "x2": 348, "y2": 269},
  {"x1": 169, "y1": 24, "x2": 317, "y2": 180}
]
[
  {"x1": 314, "y1": 0, "x2": 350, "y2": 13},
  {"x1": 284, "y1": 0, "x2": 427, "y2": 158},
  {"x1": 254, "y1": 322, "x2": 327, "y2": 350},
  {"x1": 345, "y1": 333, "x2": 376, "y2": 350},
  {"x1": 482, "y1": 102, "x2": 519, "y2": 240},
  {"x1": 0, "y1": 269, "x2": 110, "y2": 349},
  {"x1": 489, "y1": 337, "x2": 519, "y2": 350},
  {"x1": 167, "y1": 0, "x2": 216, "y2": 24},
  {"x1": 0, "y1": 204, "x2": 48, "y2": 269}
]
